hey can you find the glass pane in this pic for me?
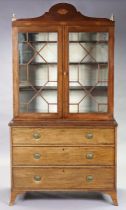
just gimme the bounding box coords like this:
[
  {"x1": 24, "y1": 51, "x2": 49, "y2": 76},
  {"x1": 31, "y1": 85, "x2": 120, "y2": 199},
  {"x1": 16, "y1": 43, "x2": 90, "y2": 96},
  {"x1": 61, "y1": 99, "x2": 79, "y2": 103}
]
[
  {"x1": 19, "y1": 90, "x2": 57, "y2": 113},
  {"x1": 18, "y1": 32, "x2": 58, "y2": 113},
  {"x1": 69, "y1": 32, "x2": 108, "y2": 113}
]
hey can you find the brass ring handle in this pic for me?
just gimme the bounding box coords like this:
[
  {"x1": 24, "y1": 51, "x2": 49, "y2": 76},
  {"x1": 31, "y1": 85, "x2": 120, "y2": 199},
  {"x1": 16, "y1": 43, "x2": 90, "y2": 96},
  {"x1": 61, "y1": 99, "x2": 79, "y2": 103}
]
[
  {"x1": 85, "y1": 132, "x2": 93, "y2": 139},
  {"x1": 33, "y1": 132, "x2": 41, "y2": 140},
  {"x1": 34, "y1": 175, "x2": 42, "y2": 182},
  {"x1": 33, "y1": 153, "x2": 41, "y2": 160},
  {"x1": 86, "y1": 152, "x2": 94, "y2": 159},
  {"x1": 86, "y1": 175, "x2": 93, "y2": 182}
]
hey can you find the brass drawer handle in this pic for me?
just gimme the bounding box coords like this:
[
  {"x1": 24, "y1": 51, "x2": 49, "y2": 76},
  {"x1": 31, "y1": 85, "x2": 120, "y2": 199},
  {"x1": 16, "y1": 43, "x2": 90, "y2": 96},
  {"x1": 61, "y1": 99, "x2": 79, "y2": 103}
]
[
  {"x1": 86, "y1": 175, "x2": 93, "y2": 182},
  {"x1": 34, "y1": 175, "x2": 42, "y2": 182},
  {"x1": 33, "y1": 132, "x2": 41, "y2": 140},
  {"x1": 33, "y1": 153, "x2": 41, "y2": 160},
  {"x1": 86, "y1": 152, "x2": 94, "y2": 159},
  {"x1": 85, "y1": 132, "x2": 93, "y2": 139}
]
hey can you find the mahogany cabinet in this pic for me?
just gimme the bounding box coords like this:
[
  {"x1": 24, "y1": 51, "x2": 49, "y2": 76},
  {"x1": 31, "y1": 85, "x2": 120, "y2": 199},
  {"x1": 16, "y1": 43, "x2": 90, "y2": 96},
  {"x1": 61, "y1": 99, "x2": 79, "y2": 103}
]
[{"x1": 9, "y1": 3, "x2": 118, "y2": 205}]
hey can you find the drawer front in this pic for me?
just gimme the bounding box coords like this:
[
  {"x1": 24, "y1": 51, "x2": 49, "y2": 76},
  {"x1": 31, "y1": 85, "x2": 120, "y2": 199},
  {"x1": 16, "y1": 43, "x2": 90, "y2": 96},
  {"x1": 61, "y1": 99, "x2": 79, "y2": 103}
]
[
  {"x1": 12, "y1": 127, "x2": 114, "y2": 145},
  {"x1": 13, "y1": 146, "x2": 114, "y2": 166},
  {"x1": 13, "y1": 167, "x2": 114, "y2": 189}
]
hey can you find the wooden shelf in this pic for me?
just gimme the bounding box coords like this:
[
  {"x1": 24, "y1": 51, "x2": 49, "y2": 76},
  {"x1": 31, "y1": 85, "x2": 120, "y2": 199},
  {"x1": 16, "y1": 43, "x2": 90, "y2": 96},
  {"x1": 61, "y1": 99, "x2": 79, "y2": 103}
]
[
  {"x1": 19, "y1": 86, "x2": 58, "y2": 91},
  {"x1": 19, "y1": 85, "x2": 107, "y2": 91},
  {"x1": 19, "y1": 62, "x2": 108, "y2": 66},
  {"x1": 19, "y1": 41, "x2": 57, "y2": 44},
  {"x1": 69, "y1": 62, "x2": 108, "y2": 65},
  {"x1": 19, "y1": 41, "x2": 108, "y2": 44},
  {"x1": 69, "y1": 86, "x2": 107, "y2": 91},
  {"x1": 19, "y1": 62, "x2": 57, "y2": 65},
  {"x1": 69, "y1": 41, "x2": 108, "y2": 43}
]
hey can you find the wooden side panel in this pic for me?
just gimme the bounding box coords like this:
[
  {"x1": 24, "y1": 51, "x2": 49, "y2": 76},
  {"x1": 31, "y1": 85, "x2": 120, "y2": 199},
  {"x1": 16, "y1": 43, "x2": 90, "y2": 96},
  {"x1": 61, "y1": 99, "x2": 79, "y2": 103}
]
[
  {"x1": 13, "y1": 167, "x2": 114, "y2": 189},
  {"x1": 12, "y1": 127, "x2": 114, "y2": 145},
  {"x1": 13, "y1": 146, "x2": 114, "y2": 166}
]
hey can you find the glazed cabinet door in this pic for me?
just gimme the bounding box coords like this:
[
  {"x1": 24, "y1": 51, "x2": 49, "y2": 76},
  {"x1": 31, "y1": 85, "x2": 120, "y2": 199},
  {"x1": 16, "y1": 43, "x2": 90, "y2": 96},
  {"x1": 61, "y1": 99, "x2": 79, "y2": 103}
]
[
  {"x1": 13, "y1": 26, "x2": 63, "y2": 119},
  {"x1": 64, "y1": 26, "x2": 114, "y2": 120}
]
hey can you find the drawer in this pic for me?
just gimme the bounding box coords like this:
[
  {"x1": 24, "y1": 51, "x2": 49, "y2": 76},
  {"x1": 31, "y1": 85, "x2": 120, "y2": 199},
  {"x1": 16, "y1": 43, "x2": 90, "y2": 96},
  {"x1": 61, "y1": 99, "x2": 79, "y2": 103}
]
[
  {"x1": 13, "y1": 146, "x2": 114, "y2": 166},
  {"x1": 13, "y1": 167, "x2": 114, "y2": 189},
  {"x1": 12, "y1": 127, "x2": 114, "y2": 145}
]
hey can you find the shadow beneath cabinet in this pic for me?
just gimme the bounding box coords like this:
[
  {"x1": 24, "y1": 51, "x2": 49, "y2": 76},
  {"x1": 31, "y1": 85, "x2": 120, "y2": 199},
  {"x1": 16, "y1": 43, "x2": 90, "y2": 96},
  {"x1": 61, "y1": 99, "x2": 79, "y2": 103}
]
[{"x1": 24, "y1": 191, "x2": 105, "y2": 200}]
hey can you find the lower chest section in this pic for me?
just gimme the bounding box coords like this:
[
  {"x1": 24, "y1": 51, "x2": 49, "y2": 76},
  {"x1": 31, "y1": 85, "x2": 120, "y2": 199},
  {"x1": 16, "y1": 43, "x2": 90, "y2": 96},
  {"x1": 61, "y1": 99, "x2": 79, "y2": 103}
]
[{"x1": 11, "y1": 126, "x2": 116, "y2": 190}]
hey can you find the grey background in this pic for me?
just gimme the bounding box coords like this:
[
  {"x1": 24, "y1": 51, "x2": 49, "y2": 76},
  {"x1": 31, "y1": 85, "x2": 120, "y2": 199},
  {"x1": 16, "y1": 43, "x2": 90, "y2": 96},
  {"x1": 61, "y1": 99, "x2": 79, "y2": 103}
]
[{"x1": 0, "y1": 0, "x2": 126, "y2": 208}]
